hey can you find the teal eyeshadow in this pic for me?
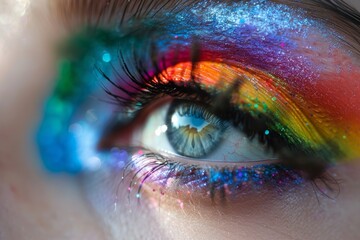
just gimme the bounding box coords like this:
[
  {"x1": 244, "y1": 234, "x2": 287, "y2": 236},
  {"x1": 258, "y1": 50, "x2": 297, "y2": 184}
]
[
  {"x1": 35, "y1": 23, "x2": 188, "y2": 173},
  {"x1": 36, "y1": 29, "x2": 122, "y2": 173}
]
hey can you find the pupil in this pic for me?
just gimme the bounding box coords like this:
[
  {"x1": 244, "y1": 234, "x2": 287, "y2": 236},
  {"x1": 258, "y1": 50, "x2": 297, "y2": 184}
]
[{"x1": 166, "y1": 100, "x2": 228, "y2": 158}]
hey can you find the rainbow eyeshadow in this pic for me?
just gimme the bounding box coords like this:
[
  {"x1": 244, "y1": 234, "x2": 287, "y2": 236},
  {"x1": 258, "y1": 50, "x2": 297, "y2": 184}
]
[
  {"x1": 36, "y1": 0, "x2": 360, "y2": 197},
  {"x1": 153, "y1": 61, "x2": 359, "y2": 159}
]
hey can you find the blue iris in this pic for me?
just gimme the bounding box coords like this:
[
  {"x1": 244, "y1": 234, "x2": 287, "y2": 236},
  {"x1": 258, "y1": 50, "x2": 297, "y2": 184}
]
[{"x1": 166, "y1": 101, "x2": 229, "y2": 158}]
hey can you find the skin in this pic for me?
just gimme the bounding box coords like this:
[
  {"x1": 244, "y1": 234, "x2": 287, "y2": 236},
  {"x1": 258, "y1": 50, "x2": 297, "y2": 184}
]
[{"x1": 1, "y1": 0, "x2": 360, "y2": 239}]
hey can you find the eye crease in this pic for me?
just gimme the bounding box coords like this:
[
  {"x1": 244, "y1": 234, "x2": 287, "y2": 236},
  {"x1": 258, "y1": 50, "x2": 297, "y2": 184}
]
[{"x1": 37, "y1": 0, "x2": 360, "y2": 205}]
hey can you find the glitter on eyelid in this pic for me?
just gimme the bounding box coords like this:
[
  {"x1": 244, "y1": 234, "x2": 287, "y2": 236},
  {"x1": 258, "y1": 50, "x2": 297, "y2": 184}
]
[{"x1": 191, "y1": 0, "x2": 312, "y2": 34}]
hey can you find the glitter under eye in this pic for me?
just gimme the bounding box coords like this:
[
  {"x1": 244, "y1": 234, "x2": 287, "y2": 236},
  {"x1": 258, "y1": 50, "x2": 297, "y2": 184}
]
[{"x1": 119, "y1": 149, "x2": 304, "y2": 199}]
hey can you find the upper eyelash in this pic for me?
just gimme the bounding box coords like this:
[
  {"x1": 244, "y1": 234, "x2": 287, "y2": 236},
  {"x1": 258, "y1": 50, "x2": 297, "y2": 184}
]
[
  {"x1": 98, "y1": 47, "x2": 276, "y2": 139},
  {"x1": 97, "y1": 41, "x2": 336, "y2": 180},
  {"x1": 98, "y1": 40, "x2": 214, "y2": 109}
]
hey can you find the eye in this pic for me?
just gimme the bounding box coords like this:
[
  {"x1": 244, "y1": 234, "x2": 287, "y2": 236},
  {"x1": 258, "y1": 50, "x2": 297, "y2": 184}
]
[
  {"x1": 138, "y1": 99, "x2": 277, "y2": 162},
  {"x1": 36, "y1": 0, "x2": 360, "y2": 204}
]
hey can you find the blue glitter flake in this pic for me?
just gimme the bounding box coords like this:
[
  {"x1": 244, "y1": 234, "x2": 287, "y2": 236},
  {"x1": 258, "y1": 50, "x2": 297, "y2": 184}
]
[{"x1": 102, "y1": 52, "x2": 112, "y2": 63}]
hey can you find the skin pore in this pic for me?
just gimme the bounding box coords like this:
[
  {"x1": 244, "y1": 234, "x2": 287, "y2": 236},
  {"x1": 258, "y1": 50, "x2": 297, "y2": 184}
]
[{"x1": 1, "y1": 0, "x2": 360, "y2": 239}]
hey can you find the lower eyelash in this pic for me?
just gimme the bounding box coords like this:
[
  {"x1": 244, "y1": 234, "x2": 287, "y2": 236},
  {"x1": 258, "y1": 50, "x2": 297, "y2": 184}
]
[
  {"x1": 119, "y1": 149, "x2": 306, "y2": 200},
  {"x1": 104, "y1": 148, "x2": 340, "y2": 202}
]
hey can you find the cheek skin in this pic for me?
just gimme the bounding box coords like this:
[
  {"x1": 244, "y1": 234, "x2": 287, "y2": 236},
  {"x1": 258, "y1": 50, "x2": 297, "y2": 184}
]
[
  {"x1": 129, "y1": 161, "x2": 360, "y2": 240},
  {"x1": 81, "y1": 175, "x2": 166, "y2": 239}
]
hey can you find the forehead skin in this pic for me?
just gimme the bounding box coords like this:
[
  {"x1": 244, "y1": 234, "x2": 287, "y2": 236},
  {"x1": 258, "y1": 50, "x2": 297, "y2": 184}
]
[{"x1": 0, "y1": 0, "x2": 359, "y2": 240}]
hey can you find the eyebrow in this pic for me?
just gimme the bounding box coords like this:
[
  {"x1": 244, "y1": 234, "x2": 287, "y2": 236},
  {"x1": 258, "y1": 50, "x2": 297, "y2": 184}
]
[
  {"x1": 54, "y1": 0, "x2": 360, "y2": 55},
  {"x1": 54, "y1": 0, "x2": 199, "y2": 28}
]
